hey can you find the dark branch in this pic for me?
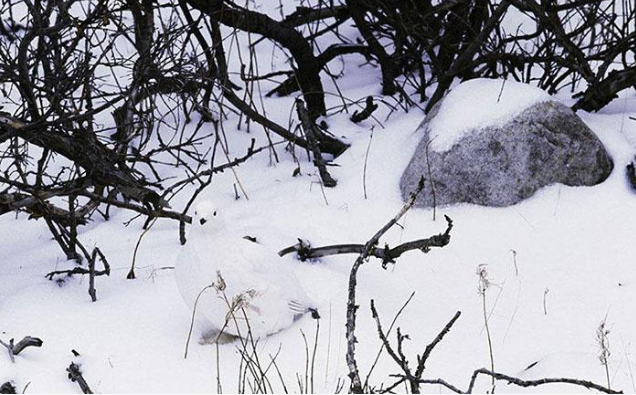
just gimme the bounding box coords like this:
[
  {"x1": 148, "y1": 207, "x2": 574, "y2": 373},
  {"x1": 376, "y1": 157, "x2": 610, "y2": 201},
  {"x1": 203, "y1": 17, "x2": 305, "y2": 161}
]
[
  {"x1": 350, "y1": 97, "x2": 379, "y2": 124},
  {"x1": 346, "y1": 177, "x2": 429, "y2": 393},
  {"x1": 0, "y1": 336, "x2": 43, "y2": 363},
  {"x1": 0, "y1": 383, "x2": 16, "y2": 394},
  {"x1": 627, "y1": 160, "x2": 636, "y2": 192},
  {"x1": 296, "y1": 99, "x2": 337, "y2": 187},
  {"x1": 466, "y1": 368, "x2": 621, "y2": 394},
  {"x1": 67, "y1": 362, "x2": 93, "y2": 394},
  {"x1": 573, "y1": 66, "x2": 636, "y2": 112},
  {"x1": 279, "y1": 215, "x2": 453, "y2": 265}
]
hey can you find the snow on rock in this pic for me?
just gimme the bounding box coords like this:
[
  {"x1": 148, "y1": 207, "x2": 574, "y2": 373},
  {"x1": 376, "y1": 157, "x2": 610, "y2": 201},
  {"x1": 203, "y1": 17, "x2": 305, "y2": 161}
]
[
  {"x1": 401, "y1": 100, "x2": 614, "y2": 207},
  {"x1": 428, "y1": 78, "x2": 552, "y2": 152}
]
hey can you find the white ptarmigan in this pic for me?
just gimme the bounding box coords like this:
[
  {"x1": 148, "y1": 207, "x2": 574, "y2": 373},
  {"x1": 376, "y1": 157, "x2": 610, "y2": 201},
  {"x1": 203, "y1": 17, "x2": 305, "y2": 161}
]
[{"x1": 176, "y1": 201, "x2": 318, "y2": 342}]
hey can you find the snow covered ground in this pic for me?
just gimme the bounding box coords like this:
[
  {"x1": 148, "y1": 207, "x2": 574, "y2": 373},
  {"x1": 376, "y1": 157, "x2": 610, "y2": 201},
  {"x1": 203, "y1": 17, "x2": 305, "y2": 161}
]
[{"x1": 2, "y1": 3, "x2": 636, "y2": 394}]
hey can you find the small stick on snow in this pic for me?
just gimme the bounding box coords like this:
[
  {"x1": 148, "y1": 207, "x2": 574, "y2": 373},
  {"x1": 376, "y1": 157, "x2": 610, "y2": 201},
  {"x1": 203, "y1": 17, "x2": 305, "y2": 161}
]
[
  {"x1": 12, "y1": 337, "x2": 43, "y2": 356},
  {"x1": 627, "y1": 160, "x2": 636, "y2": 191},
  {"x1": 0, "y1": 382, "x2": 16, "y2": 394},
  {"x1": 418, "y1": 368, "x2": 621, "y2": 394},
  {"x1": 67, "y1": 362, "x2": 93, "y2": 394},
  {"x1": 465, "y1": 368, "x2": 621, "y2": 394},
  {"x1": 350, "y1": 96, "x2": 378, "y2": 124},
  {"x1": 362, "y1": 128, "x2": 373, "y2": 200},
  {"x1": 0, "y1": 336, "x2": 43, "y2": 363}
]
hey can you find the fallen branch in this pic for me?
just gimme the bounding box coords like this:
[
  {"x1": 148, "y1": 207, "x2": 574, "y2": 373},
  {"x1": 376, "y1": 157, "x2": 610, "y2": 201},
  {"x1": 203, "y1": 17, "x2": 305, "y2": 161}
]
[
  {"x1": 12, "y1": 337, "x2": 43, "y2": 356},
  {"x1": 0, "y1": 191, "x2": 88, "y2": 225},
  {"x1": 0, "y1": 336, "x2": 43, "y2": 363},
  {"x1": 350, "y1": 97, "x2": 379, "y2": 124},
  {"x1": 0, "y1": 383, "x2": 16, "y2": 394},
  {"x1": 45, "y1": 246, "x2": 111, "y2": 301},
  {"x1": 279, "y1": 216, "x2": 452, "y2": 266},
  {"x1": 87, "y1": 248, "x2": 109, "y2": 301},
  {"x1": 282, "y1": 218, "x2": 452, "y2": 262},
  {"x1": 627, "y1": 160, "x2": 636, "y2": 191},
  {"x1": 418, "y1": 368, "x2": 621, "y2": 394},
  {"x1": 469, "y1": 369, "x2": 621, "y2": 394},
  {"x1": 67, "y1": 362, "x2": 93, "y2": 394},
  {"x1": 45, "y1": 266, "x2": 109, "y2": 280}
]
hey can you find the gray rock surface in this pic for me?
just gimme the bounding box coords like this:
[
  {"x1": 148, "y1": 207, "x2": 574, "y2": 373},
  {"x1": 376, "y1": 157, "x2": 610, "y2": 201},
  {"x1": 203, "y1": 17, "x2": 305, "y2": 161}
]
[{"x1": 400, "y1": 101, "x2": 614, "y2": 207}]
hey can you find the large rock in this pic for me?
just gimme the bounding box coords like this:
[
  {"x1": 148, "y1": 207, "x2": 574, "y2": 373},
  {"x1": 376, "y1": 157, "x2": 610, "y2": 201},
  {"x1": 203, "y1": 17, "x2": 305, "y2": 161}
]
[{"x1": 400, "y1": 99, "x2": 614, "y2": 208}]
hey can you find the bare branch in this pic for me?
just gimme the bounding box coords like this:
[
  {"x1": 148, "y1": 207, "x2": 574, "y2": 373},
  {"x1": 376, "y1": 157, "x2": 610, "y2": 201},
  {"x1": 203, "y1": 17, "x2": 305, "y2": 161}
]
[
  {"x1": 296, "y1": 99, "x2": 337, "y2": 188},
  {"x1": 278, "y1": 216, "x2": 453, "y2": 265},
  {"x1": 67, "y1": 362, "x2": 93, "y2": 394},
  {"x1": 346, "y1": 177, "x2": 428, "y2": 393}
]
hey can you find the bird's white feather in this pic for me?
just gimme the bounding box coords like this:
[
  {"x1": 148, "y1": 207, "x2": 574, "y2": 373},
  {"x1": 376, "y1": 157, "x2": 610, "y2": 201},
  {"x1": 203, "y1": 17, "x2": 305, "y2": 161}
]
[{"x1": 176, "y1": 202, "x2": 315, "y2": 340}]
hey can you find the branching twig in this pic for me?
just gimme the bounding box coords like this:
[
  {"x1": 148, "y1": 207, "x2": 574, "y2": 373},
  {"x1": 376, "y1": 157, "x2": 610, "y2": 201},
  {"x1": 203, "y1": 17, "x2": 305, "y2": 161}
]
[
  {"x1": 278, "y1": 216, "x2": 452, "y2": 265},
  {"x1": 466, "y1": 368, "x2": 621, "y2": 394},
  {"x1": 371, "y1": 300, "x2": 461, "y2": 393},
  {"x1": 45, "y1": 246, "x2": 110, "y2": 302},
  {"x1": 346, "y1": 177, "x2": 430, "y2": 393}
]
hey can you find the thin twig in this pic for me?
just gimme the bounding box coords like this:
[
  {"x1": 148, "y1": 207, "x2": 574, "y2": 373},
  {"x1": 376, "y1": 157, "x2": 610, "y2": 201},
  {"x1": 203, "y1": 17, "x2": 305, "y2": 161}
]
[
  {"x1": 346, "y1": 177, "x2": 427, "y2": 393},
  {"x1": 362, "y1": 128, "x2": 373, "y2": 200},
  {"x1": 364, "y1": 292, "x2": 416, "y2": 390},
  {"x1": 184, "y1": 284, "x2": 216, "y2": 359},
  {"x1": 128, "y1": 218, "x2": 158, "y2": 280},
  {"x1": 466, "y1": 368, "x2": 621, "y2": 394},
  {"x1": 424, "y1": 139, "x2": 437, "y2": 221}
]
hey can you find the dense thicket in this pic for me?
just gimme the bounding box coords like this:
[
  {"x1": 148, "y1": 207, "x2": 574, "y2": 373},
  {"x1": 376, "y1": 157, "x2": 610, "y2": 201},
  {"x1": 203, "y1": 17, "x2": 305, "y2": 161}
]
[{"x1": 0, "y1": 0, "x2": 634, "y2": 272}]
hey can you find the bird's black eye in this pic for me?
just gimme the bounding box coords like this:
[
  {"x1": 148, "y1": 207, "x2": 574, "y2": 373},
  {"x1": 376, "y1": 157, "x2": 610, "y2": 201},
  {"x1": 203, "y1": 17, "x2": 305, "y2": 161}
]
[
  {"x1": 213, "y1": 211, "x2": 217, "y2": 216},
  {"x1": 199, "y1": 218, "x2": 207, "y2": 225}
]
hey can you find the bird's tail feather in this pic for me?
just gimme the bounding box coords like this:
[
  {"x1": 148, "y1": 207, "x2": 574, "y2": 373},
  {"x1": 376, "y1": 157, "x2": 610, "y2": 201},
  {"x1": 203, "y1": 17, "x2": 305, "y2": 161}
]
[{"x1": 288, "y1": 300, "x2": 320, "y2": 319}]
